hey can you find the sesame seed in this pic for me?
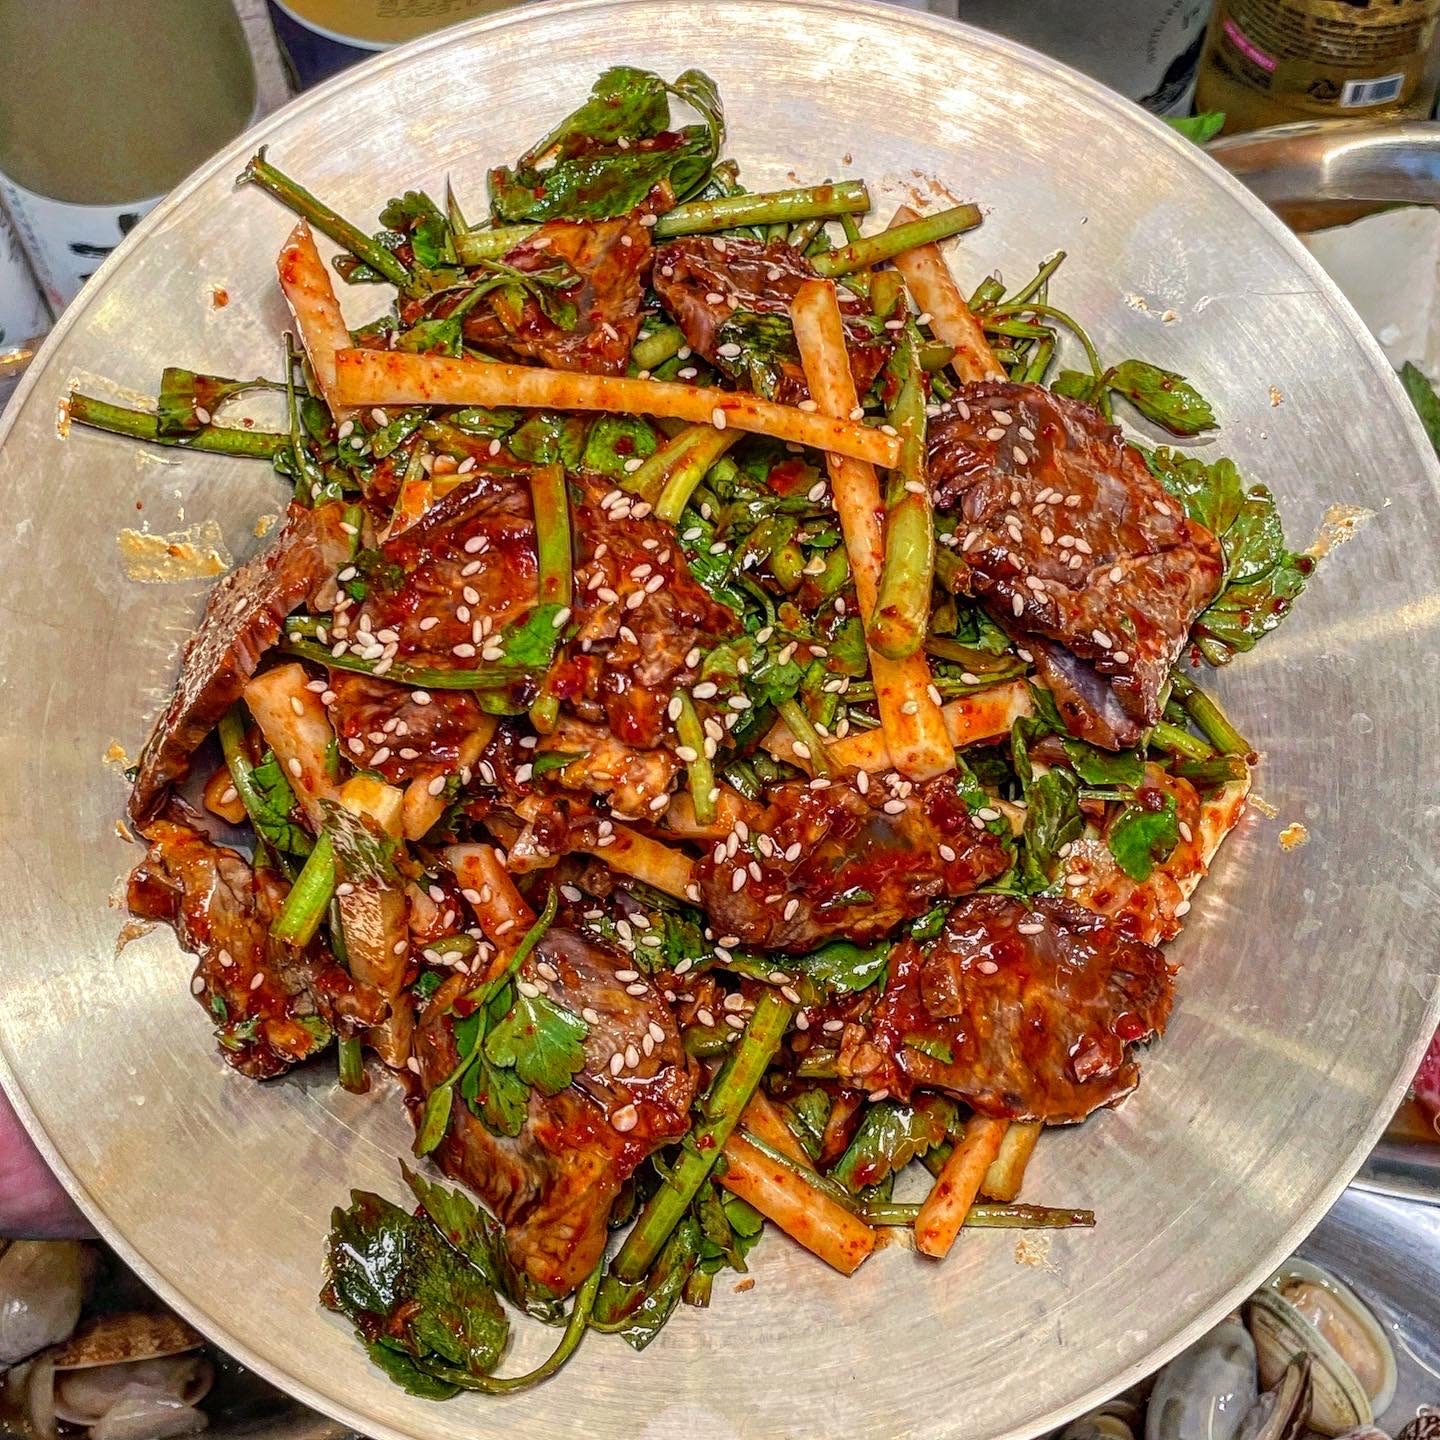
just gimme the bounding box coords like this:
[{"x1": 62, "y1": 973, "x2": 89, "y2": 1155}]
[
  {"x1": 625, "y1": 982, "x2": 648, "y2": 997},
  {"x1": 1018, "y1": 921, "x2": 1044, "y2": 935},
  {"x1": 1012, "y1": 592, "x2": 1025, "y2": 617},
  {"x1": 1113, "y1": 650, "x2": 1129, "y2": 664},
  {"x1": 612, "y1": 1104, "x2": 639, "y2": 1132},
  {"x1": 249, "y1": 972, "x2": 264, "y2": 991},
  {"x1": 1014, "y1": 446, "x2": 1028, "y2": 465},
  {"x1": 609, "y1": 1051, "x2": 625, "y2": 1076},
  {"x1": 823, "y1": 1019, "x2": 844, "y2": 1033},
  {"x1": 1092, "y1": 630, "x2": 1111, "y2": 648},
  {"x1": 1175, "y1": 899, "x2": 1192, "y2": 916},
  {"x1": 190, "y1": 974, "x2": 206, "y2": 995},
  {"x1": 986, "y1": 427, "x2": 1006, "y2": 442},
  {"x1": 882, "y1": 799, "x2": 906, "y2": 815},
  {"x1": 717, "y1": 342, "x2": 742, "y2": 358},
  {"x1": 194, "y1": 406, "x2": 211, "y2": 425},
  {"x1": 287, "y1": 757, "x2": 302, "y2": 778},
  {"x1": 976, "y1": 960, "x2": 999, "y2": 975},
  {"x1": 413, "y1": 691, "x2": 431, "y2": 706},
  {"x1": 1109, "y1": 565, "x2": 1124, "y2": 583},
  {"x1": 731, "y1": 868, "x2": 748, "y2": 893},
  {"x1": 625, "y1": 1043, "x2": 641, "y2": 1066},
  {"x1": 712, "y1": 407, "x2": 727, "y2": 430}
]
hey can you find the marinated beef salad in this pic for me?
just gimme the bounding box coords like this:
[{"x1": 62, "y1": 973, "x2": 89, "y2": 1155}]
[{"x1": 80, "y1": 68, "x2": 1312, "y2": 1396}]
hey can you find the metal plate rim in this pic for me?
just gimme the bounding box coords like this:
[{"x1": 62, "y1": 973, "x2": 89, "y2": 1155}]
[{"x1": 1, "y1": 3, "x2": 1438, "y2": 1437}]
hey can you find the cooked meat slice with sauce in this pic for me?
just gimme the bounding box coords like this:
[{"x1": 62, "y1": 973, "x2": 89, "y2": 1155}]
[
  {"x1": 696, "y1": 772, "x2": 1010, "y2": 953},
  {"x1": 457, "y1": 216, "x2": 651, "y2": 375},
  {"x1": 325, "y1": 673, "x2": 492, "y2": 787},
  {"x1": 129, "y1": 502, "x2": 351, "y2": 824},
  {"x1": 333, "y1": 471, "x2": 736, "y2": 752},
  {"x1": 414, "y1": 924, "x2": 695, "y2": 1296},
  {"x1": 651, "y1": 235, "x2": 891, "y2": 404},
  {"x1": 533, "y1": 716, "x2": 680, "y2": 817},
  {"x1": 853, "y1": 894, "x2": 1172, "y2": 1123},
  {"x1": 127, "y1": 807, "x2": 383, "y2": 1080},
  {"x1": 929, "y1": 382, "x2": 1223, "y2": 749},
  {"x1": 1060, "y1": 763, "x2": 1243, "y2": 946}
]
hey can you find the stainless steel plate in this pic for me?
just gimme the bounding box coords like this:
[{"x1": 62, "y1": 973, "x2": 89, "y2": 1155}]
[{"x1": 1, "y1": 3, "x2": 1437, "y2": 1438}]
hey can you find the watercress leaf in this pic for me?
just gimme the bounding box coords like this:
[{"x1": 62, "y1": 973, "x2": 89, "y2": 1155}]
[
  {"x1": 1051, "y1": 368, "x2": 1097, "y2": 402},
  {"x1": 248, "y1": 750, "x2": 314, "y2": 857},
  {"x1": 495, "y1": 602, "x2": 565, "y2": 672},
  {"x1": 1060, "y1": 739, "x2": 1146, "y2": 787},
  {"x1": 1108, "y1": 359, "x2": 1216, "y2": 436},
  {"x1": 401, "y1": 1164, "x2": 564, "y2": 1323},
  {"x1": 395, "y1": 316, "x2": 464, "y2": 358},
  {"x1": 1400, "y1": 360, "x2": 1440, "y2": 455},
  {"x1": 507, "y1": 412, "x2": 589, "y2": 468},
  {"x1": 1192, "y1": 555, "x2": 1309, "y2": 662},
  {"x1": 791, "y1": 938, "x2": 893, "y2": 995},
  {"x1": 831, "y1": 1096, "x2": 958, "y2": 1193},
  {"x1": 784, "y1": 1090, "x2": 832, "y2": 1161},
  {"x1": 594, "y1": 1217, "x2": 701, "y2": 1351},
  {"x1": 1167, "y1": 111, "x2": 1226, "y2": 144},
  {"x1": 1018, "y1": 738, "x2": 1083, "y2": 889},
  {"x1": 1145, "y1": 447, "x2": 1245, "y2": 536},
  {"x1": 484, "y1": 991, "x2": 589, "y2": 1094},
  {"x1": 367, "y1": 1341, "x2": 462, "y2": 1400},
  {"x1": 668, "y1": 68, "x2": 724, "y2": 154},
  {"x1": 519, "y1": 66, "x2": 671, "y2": 170},
  {"x1": 322, "y1": 1190, "x2": 507, "y2": 1378},
  {"x1": 155, "y1": 368, "x2": 282, "y2": 437},
  {"x1": 378, "y1": 190, "x2": 453, "y2": 271},
  {"x1": 582, "y1": 414, "x2": 659, "y2": 480},
  {"x1": 1108, "y1": 793, "x2": 1180, "y2": 881}
]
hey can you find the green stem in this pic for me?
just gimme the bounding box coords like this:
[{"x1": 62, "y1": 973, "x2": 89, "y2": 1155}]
[
  {"x1": 1005, "y1": 250, "x2": 1067, "y2": 307},
  {"x1": 869, "y1": 324, "x2": 933, "y2": 661},
  {"x1": 1169, "y1": 670, "x2": 1251, "y2": 756},
  {"x1": 612, "y1": 992, "x2": 794, "y2": 1284},
  {"x1": 630, "y1": 324, "x2": 687, "y2": 373},
  {"x1": 337, "y1": 1036, "x2": 366, "y2": 1092},
  {"x1": 846, "y1": 666, "x2": 1026, "y2": 702},
  {"x1": 68, "y1": 394, "x2": 287, "y2": 459},
  {"x1": 1022, "y1": 335, "x2": 1056, "y2": 384},
  {"x1": 239, "y1": 152, "x2": 412, "y2": 291},
  {"x1": 271, "y1": 833, "x2": 336, "y2": 945},
  {"x1": 923, "y1": 635, "x2": 1027, "y2": 673},
  {"x1": 529, "y1": 464, "x2": 573, "y2": 609},
  {"x1": 787, "y1": 217, "x2": 824, "y2": 252},
  {"x1": 281, "y1": 633, "x2": 524, "y2": 692},
  {"x1": 777, "y1": 697, "x2": 834, "y2": 777},
  {"x1": 811, "y1": 203, "x2": 982, "y2": 278},
  {"x1": 453, "y1": 223, "x2": 538, "y2": 265},
  {"x1": 988, "y1": 300, "x2": 1103, "y2": 379},
  {"x1": 735, "y1": 1129, "x2": 864, "y2": 1213},
  {"x1": 218, "y1": 708, "x2": 315, "y2": 855},
  {"x1": 1149, "y1": 719, "x2": 1213, "y2": 764},
  {"x1": 653, "y1": 427, "x2": 741, "y2": 519},
  {"x1": 653, "y1": 180, "x2": 870, "y2": 238},
  {"x1": 674, "y1": 691, "x2": 716, "y2": 825},
  {"x1": 968, "y1": 275, "x2": 1006, "y2": 312},
  {"x1": 440, "y1": 1256, "x2": 602, "y2": 1393},
  {"x1": 839, "y1": 212, "x2": 870, "y2": 298},
  {"x1": 861, "y1": 1201, "x2": 1095, "y2": 1229}
]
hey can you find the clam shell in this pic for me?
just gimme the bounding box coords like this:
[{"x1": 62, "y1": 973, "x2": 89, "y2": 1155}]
[
  {"x1": 1235, "y1": 1354, "x2": 1312, "y2": 1440},
  {"x1": 1247, "y1": 1292, "x2": 1370, "y2": 1437},
  {"x1": 1398, "y1": 1410, "x2": 1440, "y2": 1440},
  {"x1": 1062, "y1": 1405, "x2": 1136, "y2": 1440},
  {"x1": 1145, "y1": 1315, "x2": 1259, "y2": 1440},
  {"x1": 0, "y1": 1240, "x2": 91, "y2": 1366},
  {"x1": 50, "y1": 1310, "x2": 203, "y2": 1370},
  {"x1": 1262, "y1": 1260, "x2": 1397, "y2": 1417},
  {"x1": 53, "y1": 1354, "x2": 213, "y2": 1426}
]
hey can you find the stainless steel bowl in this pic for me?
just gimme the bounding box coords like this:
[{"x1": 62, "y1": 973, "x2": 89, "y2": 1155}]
[{"x1": 1, "y1": 4, "x2": 1437, "y2": 1438}]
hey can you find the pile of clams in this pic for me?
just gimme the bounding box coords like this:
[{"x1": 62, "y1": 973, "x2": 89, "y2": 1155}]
[
  {"x1": 0, "y1": 1241, "x2": 212, "y2": 1439},
  {"x1": 1057, "y1": 1258, "x2": 1431, "y2": 1440}
]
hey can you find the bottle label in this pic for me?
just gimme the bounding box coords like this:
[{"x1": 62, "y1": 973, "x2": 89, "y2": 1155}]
[
  {"x1": 271, "y1": 0, "x2": 515, "y2": 49},
  {"x1": 1210, "y1": 0, "x2": 1440, "y2": 113},
  {"x1": 0, "y1": 173, "x2": 159, "y2": 313},
  {"x1": 1, "y1": 200, "x2": 49, "y2": 350}
]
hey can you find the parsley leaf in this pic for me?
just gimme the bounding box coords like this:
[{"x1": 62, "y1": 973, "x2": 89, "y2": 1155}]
[
  {"x1": 1108, "y1": 793, "x2": 1180, "y2": 881},
  {"x1": 484, "y1": 991, "x2": 589, "y2": 1095},
  {"x1": 791, "y1": 938, "x2": 892, "y2": 997}
]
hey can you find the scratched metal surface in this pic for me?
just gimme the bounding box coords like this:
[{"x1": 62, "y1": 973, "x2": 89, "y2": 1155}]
[{"x1": 0, "y1": 3, "x2": 1437, "y2": 1438}]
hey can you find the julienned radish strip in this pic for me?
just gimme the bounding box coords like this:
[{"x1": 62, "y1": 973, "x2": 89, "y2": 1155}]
[
  {"x1": 331, "y1": 350, "x2": 900, "y2": 469},
  {"x1": 276, "y1": 219, "x2": 356, "y2": 421},
  {"x1": 790, "y1": 279, "x2": 952, "y2": 781},
  {"x1": 889, "y1": 204, "x2": 1005, "y2": 385}
]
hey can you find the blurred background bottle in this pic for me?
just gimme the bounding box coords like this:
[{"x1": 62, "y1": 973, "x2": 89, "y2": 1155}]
[
  {"x1": 1196, "y1": 0, "x2": 1440, "y2": 132},
  {"x1": 268, "y1": 0, "x2": 520, "y2": 87},
  {"x1": 0, "y1": 0, "x2": 258, "y2": 311},
  {"x1": 957, "y1": 0, "x2": 1216, "y2": 115}
]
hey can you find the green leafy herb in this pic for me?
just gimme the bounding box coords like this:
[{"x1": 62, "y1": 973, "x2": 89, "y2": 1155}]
[
  {"x1": 1013, "y1": 719, "x2": 1083, "y2": 890},
  {"x1": 1108, "y1": 793, "x2": 1180, "y2": 881},
  {"x1": 1167, "y1": 112, "x2": 1226, "y2": 144},
  {"x1": 1106, "y1": 359, "x2": 1216, "y2": 436},
  {"x1": 593, "y1": 1217, "x2": 701, "y2": 1350},
  {"x1": 1060, "y1": 739, "x2": 1146, "y2": 787},
  {"x1": 508, "y1": 412, "x2": 589, "y2": 469},
  {"x1": 1400, "y1": 361, "x2": 1440, "y2": 454},
  {"x1": 1146, "y1": 446, "x2": 1310, "y2": 663},
  {"x1": 322, "y1": 1191, "x2": 508, "y2": 1382},
  {"x1": 155, "y1": 368, "x2": 283, "y2": 438},
  {"x1": 379, "y1": 190, "x2": 454, "y2": 271},
  {"x1": 401, "y1": 1164, "x2": 564, "y2": 1324},
  {"x1": 488, "y1": 66, "x2": 723, "y2": 222},
  {"x1": 484, "y1": 990, "x2": 589, "y2": 1095},
  {"x1": 581, "y1": 414, "x2": 659, "y2": 480},
  {"x1": 457, "y1": 1012, "x2": 531, "y2": 1139},
  {"x1": 496, "y1": 601, "x2": 567, "y2": 671},
  {"x1": 831, "y1": 1096, "x2": 958, "y2": 1193},
  {"x1": 247, "y1": 750, "x2": 315, "y2": 857},
  {"x1": 785, "y1": 1090, "x2": 832, "y2": 1161},
  {"x1": 791, "y1": 938, "x2": 892, "y2": 996}
]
